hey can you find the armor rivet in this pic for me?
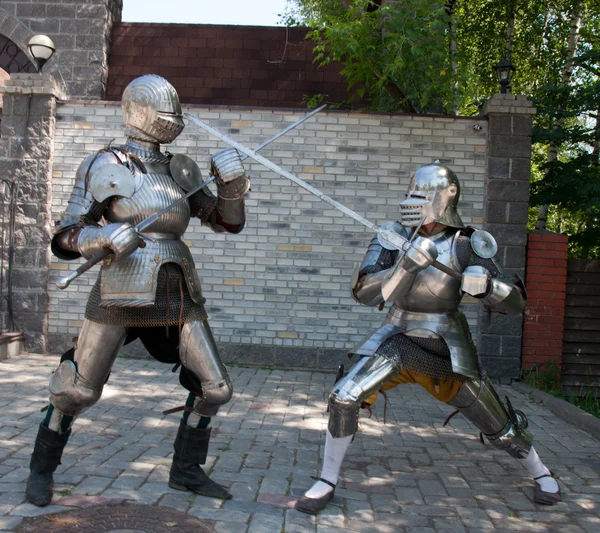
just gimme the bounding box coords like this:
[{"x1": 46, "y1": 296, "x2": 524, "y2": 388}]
[{"x1": 110, "y1": 181, "x2": 117, "y2": 188}]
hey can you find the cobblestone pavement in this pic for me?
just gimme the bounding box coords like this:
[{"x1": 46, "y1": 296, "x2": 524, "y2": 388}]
[{"x1": 1, "y1": 353, "x2": 599, "y2": 533}]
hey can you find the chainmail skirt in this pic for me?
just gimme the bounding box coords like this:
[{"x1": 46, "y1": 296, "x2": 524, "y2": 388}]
[
  {"x1": 85, "y1": 263, "x2": 207, "y2": 327},
  {"x1": 375, "y1": 334, "x2": 470, "y2": 383}
]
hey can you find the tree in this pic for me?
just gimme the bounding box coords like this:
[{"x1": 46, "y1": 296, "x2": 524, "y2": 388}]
[{"x1": 283, "y1": 0, "x2": 600, "y2": 258}]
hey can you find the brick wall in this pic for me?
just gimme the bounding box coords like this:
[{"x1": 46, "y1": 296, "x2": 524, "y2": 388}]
[
  {"x1": 48, "y1": 101, "x2": 487, "y2": 368},
  {"x1": 1, "y1": 0, "x2": 122, "y2": 99},
  {"x1": 107, "y1": 23, "x2": 351, "y2": 108},
  {"x1": 522, "y1": 232, "x2": 568, "y2": 372}
]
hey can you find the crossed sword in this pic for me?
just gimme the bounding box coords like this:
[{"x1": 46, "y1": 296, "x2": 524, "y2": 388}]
[
  {"x1": 184, "y1": 113, "x2": 461, "y2": 282},
  {"x1": 57, "y1": 105, "x2": 458, "y2": 289}
]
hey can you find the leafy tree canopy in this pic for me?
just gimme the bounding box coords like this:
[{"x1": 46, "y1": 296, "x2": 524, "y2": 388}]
[{"x1": 282, "y1": 0, "x2": 600, "y2": 258}]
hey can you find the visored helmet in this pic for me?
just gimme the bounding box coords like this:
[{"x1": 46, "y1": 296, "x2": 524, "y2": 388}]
[
  {"x1": 122, "y1": 74, "x2": 184, "y2": 144},
  {"x1": 399, "y1": 163, "x2": 465, "y2": 228}
]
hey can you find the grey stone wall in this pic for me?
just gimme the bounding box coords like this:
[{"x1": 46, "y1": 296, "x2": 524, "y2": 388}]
[
  {"x1": 0, "y1": 1, "x2": 123, "y2": 99},
  {"x1": 0, "y1": 73, "x2": 67, "y2": 352},
  {"x1": 479, "y1": 94, "x2": 536, "y2": 381}
]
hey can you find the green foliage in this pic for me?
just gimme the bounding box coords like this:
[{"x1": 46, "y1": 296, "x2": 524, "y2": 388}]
[
  {"x1": 522, "y1": 363, "x2": 600, "y2": 419},
  {"x1": 530, "y1": 48, "x2": 600, "y2": 258},
  {"x1": 284, "y1": 0, "x2": 458, "y2": 113}
]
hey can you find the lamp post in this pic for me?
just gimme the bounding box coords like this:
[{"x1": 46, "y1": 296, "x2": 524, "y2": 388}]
[
  {"x1": 27, "y1": 35, "x2": 55, "y2": 73},
  {"x1": 495, "y1": 57, "x2": 515, "y2": 94}
]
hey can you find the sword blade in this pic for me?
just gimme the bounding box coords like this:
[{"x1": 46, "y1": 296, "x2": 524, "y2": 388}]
[
  {"x1": 184, "y1": 113, "x2": 380, "y2": 234},
  {"x1": 184, "y1": 114, "x2": 462, "y2": 282},
  {"x1": 240, "y1": 104, "x2": 326, "y2": 162}
]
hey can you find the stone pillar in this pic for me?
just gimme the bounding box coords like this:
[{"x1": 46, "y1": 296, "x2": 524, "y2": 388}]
[
  {"x1": 479, "y1": 94, "x2": 536, "y2": 381},
  {"x1": 1, "y1": 1, "x2": 123, "y2": 99},
  {"x1": 0, "y1": 73, "x2": 67, "y2": 352}
]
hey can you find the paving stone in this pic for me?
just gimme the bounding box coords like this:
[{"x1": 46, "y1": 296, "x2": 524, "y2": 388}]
[{"x1": 1, "y1": 355, "x2": 599, "y2": 533}]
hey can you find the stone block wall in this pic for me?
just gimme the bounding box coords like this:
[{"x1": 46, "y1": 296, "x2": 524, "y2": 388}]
[
  {"x1": 478, "y1": 94, "x2": 536, "y2": 380},
  {"x1": 0, "y1": 73, "x2": 67, "y2": 352},
  {"x1": 48, "y1": 102, "x2": 487, "y2": 368},
  {"x1": 0, "y1": 0, "x2": 122, "y2": 99}
]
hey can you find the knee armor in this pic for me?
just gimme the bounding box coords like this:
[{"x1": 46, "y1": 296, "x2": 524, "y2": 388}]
[
  {"x1": 328, "y1": 355, "x2": 398, "y2": 438},
  {"x1": 179, "y1": 320, "x2": 233, "y2": 416},
  {"x1": 450, "y1": 377, "x2": 533, "y2": 458},
  {"x1": 49, "y1": 360, "x2": 103, "y2": 417}
]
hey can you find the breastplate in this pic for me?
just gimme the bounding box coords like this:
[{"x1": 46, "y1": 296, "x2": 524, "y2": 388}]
[
  {"x1": 396, "y1": 229, "x2": 462, "y2": 313},
  {"x1": 98, "y1": 165, "x2": 202, "y2": 307},
  {"x1": 105, "y1": 166, "x2": 191, "y2": 235}
]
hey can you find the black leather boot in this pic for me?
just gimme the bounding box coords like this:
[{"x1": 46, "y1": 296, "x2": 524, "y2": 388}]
[
  {"x1": 25, "y1": 423, "x2": 71, "y2": 507},
  {"x1": 168, "y1": 421, "x2": 231, "y2": 499}
]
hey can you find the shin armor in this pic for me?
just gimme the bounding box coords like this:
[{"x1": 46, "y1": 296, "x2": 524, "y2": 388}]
[
  {"x1": 179, "y1": 320, "x2": 233, "y2": 417},
  {"x1": 450, "y1": 377, "x2": 533, "y2": 458},
  {"x1": 328, "y1": 355, "x2": 399, "y2": 438}
]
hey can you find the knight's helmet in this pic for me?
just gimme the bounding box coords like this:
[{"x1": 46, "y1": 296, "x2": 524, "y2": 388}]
[
  {"x1": 399, "y1": 163, "x2": 465, "y2": 228},
  {"x1": 121, "y1": 74, "x2": 184, "y2": 144}
]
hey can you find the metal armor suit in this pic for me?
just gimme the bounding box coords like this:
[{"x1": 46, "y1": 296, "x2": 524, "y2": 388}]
[
  {"x1": 25, "y1": 75, "x2": 248, "y2": 506},
  {"x1": 329, "y1": 164, "x2": 533, "y2": 459}
]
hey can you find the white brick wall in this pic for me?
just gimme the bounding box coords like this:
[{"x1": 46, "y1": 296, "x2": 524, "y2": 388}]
[{"x1": 49, "y1": 102, "x2": 488, "y2": 349}]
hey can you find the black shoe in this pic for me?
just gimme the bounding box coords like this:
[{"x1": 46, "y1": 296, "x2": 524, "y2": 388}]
[
  {"x1": 534, "y1": 474, "x2": 561, "y2": 505},
  {"x1": 26, "y1": 472, "x2": 54, "y2": 507},
  {"x1": 25, "y1": 424, "x2": 71, "y2": 507},
  {"x1": 169, "y1": 421, "x2": 231, "y2": 500},
  {"x1": 295, "y1": 478, "x2": 336, "y2": 515},
  {"x1": 169, "y1": 459, "x2": 231, "y2": 499}
]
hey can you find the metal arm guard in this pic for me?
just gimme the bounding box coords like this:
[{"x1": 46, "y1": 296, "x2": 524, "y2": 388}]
[
  {"x1": 51, "y1": 153, "x2": 114, "y2": 260},
  {"x1": 450, "y1": 377, "x2": 533, "y2": 458},
  {"x1": 351, "y1": 234, "x2": 399, "y2": 307},
  {"x1": 381, "y1": 237, "x2": 437, "y2": 302},
  {"x1": 481, "y1": 276, "x2": 526, "y2": 315}
]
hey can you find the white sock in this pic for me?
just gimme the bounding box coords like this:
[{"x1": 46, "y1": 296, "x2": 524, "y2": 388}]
[
  {"x1": 304, "y1": 431, "x2": 353, "y2": 499},
  {"x1": 522, "y1": 446, "x2": 559, "y2": 493}
]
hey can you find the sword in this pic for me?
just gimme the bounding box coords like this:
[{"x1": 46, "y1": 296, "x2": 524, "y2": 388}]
[
  {"x1": 184, "y1": 113, "x2": 462, "y2": 282},
  {"x1": 56, "y1": 106, "x2": 326, "y2": 290}
]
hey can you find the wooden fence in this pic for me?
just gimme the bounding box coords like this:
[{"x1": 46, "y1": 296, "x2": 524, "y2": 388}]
[{"x1": 562, "y1": 259, "x2": 600, "y2": 397}]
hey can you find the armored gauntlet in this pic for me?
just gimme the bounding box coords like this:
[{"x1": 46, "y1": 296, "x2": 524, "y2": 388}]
[
  {"x1": 461, "y1": 265, "x2": 491, "y2": 297},
  {"x1": 77, "y1": 223, "x2": 139, "y2": 261},
  {"x1": 211, "y1": 148, "x2": 250, "y2": 200}
]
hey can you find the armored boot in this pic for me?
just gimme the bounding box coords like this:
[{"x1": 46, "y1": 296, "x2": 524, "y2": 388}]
[
  {"x1": 168, "y1": 421, "x2": 231, "y2": 499},
  {"x1": 26, "y1": 423, "x2": 71, "y2": 507}
]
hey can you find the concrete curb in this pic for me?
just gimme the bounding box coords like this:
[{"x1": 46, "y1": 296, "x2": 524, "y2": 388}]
[{"x1": 512, "y1": 381, "x2": 600, "y2": 440}]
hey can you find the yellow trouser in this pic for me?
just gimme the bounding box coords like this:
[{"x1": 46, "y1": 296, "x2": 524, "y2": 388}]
[{"x1": 364, "y1": 368, "x2": 464, "y2": 406}]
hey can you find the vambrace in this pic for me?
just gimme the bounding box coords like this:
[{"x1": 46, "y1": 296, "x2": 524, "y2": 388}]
[
  {"x1": 351, "y1": 269, "x2": 387, "y2": 307},
  {"x1": 215, "y1": 196, "x2": 246, "y2": 232},
  {"x1": 481, "y1": 277, "x2": 526, "y2": 315},
  {"x1": 328, "y1": 355, "x2": 399, "y2": 438},
  {"x1": 450, "y1": 377, "x2": 533, "y2": 458},
  {"x1": 351, "y1": 236, "x2": 398, "y2": 306},
  {"x1": 380, "y1": 260, "x2": 418, "y2": 302},
  {"x1": 49, "y1": 360, "x2": 103, "y2": 417}
]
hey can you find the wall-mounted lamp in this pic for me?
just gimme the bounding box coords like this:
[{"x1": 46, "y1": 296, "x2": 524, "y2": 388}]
[
  {"x1": 495, "y1": 57, "x2": 515, "y2": 94},
  {"x1": 27, "y1": 35, "x2": 55, "y2": 73}
]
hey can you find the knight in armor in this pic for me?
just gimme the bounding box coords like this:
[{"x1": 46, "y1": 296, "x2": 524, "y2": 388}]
[
  {"x1": 25, "y1": 75, "x2": 250, "y2": 506},
  {"x1": 296, "y1": 164, "x2": 561, "y2": 514}
]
